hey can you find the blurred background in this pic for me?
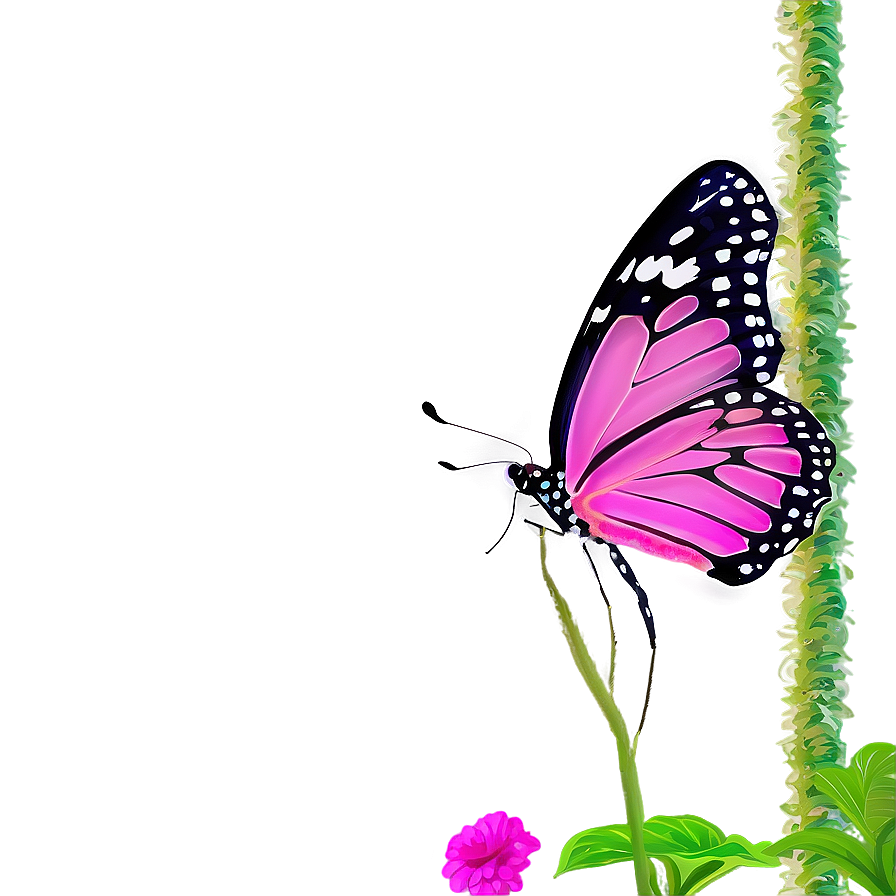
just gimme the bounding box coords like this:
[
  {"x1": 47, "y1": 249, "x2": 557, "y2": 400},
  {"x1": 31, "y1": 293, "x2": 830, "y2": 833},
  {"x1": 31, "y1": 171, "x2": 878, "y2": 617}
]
[{"x1": 0, "y1": 2, "x2": 890, "y2": 893}]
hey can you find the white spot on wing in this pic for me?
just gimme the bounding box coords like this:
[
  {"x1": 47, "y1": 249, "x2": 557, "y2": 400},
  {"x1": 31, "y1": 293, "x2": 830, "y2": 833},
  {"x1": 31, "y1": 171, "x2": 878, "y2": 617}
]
[
  {"x1": 590, "y1": 305, "x2": 610, "y2": 324},
  {"x1": 690, "y1": 190, "x2": 720, "y2": 212},
  {"x1": 669, "y1": 226, "x2": 694, "y2": 245},
  {"x1": 634, "y1": 255, "x2": 700, "y2": 289},
  {"x1": 618, "y1": 258, "x2": 636, "y2": 283}
]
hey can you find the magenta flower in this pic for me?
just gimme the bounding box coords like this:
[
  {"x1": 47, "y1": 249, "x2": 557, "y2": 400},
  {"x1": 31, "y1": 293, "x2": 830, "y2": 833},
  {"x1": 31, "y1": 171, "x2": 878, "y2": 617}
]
[{"x1": 442, "y1": 811, "x2": 540, "y2": 894}]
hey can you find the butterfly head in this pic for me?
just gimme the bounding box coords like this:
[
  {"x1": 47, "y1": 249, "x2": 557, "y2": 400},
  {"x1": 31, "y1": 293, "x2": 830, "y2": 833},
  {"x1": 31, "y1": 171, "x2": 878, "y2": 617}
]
[{"x1": 506, "y1": 462, "x2": 532, "y2": 492}]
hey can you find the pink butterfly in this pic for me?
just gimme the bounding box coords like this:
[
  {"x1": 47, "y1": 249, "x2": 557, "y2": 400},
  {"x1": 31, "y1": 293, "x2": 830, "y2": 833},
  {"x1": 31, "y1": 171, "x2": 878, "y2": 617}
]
[{"x1": 425, "y1": 161, "x2": 835, "y2": 650}]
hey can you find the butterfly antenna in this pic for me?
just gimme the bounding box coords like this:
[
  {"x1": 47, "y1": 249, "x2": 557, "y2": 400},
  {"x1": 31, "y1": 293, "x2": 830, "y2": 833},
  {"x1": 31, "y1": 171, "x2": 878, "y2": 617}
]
[
  {"x1": 485, "y1": 490, "x2": 520, "y2": 555},
  {"x1": 422, "y1": 402, "x2": 533, "y2": 464},
  {"x1": 438, "y1": 460, "x2": 516, "y2": 471}
]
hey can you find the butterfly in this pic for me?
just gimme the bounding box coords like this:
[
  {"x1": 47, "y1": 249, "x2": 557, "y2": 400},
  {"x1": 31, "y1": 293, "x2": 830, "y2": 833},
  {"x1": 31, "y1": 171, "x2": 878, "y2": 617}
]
[{"x1": 424, "y1": 160, "x2": 835, "y2": 653}]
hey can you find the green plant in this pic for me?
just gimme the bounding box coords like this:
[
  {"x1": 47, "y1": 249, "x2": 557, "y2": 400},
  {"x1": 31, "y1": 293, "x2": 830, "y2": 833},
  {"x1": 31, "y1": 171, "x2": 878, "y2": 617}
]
[
  {"x1": 556, "y1": 814, "x2": 778, "y2": 895},
  {"x1": 774, "y1": 3, "x2": 854, "y2": 892},
  {"x1": 766, "y1": 743, "x2": 896, "y2": 895},
  {"x1": 540, "y1": 533, "x2": 780, "y2": 896},
  {"x1": 538, "y1": 531, "x2": 653, "y2": 894}
]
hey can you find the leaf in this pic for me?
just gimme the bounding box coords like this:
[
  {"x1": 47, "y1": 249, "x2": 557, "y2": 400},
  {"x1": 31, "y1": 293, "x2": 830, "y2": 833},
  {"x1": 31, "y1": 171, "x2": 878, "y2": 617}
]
[
  {"x1": 555, "y1": 815, "x2": 778, "y2": 895},
  {"x1": 766, "y1": 829, "x2": 888, "y2": 895},
  {"x1": 650, "y1": 856, "x2": 681, "y2": 894},
  {"x1": 643, "y1": 815, "x2": 725, "y2": 854},
  {"x1": 814, "y1": 742, "x2": 895, "y2": 843},
  {"x1": 554, "y1": 823, "x2": 638, "y2": 875},
  {"x1": 679, "y1": 859, "x2": 725, "y2": 893},
  {"x1": 874, "y1": 817, "x2": 895, "y2": 895}
]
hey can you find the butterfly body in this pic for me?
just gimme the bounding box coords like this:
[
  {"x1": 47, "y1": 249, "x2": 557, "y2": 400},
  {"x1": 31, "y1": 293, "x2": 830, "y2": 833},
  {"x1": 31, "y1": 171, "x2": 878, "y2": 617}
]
[{"x1": 508, "y1": 463, "x2": 588, "y2": 537}]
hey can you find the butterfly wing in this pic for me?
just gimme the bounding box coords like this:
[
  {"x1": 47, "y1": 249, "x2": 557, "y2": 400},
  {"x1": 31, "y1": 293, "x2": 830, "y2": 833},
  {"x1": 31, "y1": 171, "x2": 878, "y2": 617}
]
[
  {"x1": 569, "y1": 384, "x2": 834, "y2": 584},
  {"x1": 550, "y1": 160, "x2": 780, "y2": 472},
  {"x1": 550, "y1": 160, "x2": 835, "y2": 583}
]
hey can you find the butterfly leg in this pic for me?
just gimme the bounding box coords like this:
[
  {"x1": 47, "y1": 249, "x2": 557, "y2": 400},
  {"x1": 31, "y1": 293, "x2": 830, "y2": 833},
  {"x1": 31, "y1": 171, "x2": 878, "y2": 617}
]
[
  {"x1": 603, "y1": 542, "x2": 657, "y2": 744},
  {"x1": 582, "y1": 541, "x2": 617, "y2": 694},
  {"x1": 524, "y1": 519, "x2": 564, "y2": 537}
]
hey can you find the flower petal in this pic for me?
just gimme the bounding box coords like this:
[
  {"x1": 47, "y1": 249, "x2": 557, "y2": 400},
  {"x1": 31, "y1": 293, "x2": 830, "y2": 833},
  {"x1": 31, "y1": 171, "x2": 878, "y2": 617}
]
[{"x1": 449, "y1": 866, "x2": 472, "y2": 893}]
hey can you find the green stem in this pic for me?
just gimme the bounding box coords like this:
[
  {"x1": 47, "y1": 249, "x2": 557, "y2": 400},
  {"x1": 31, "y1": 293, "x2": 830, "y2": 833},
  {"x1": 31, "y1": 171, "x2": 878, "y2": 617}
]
[
  {"x1": 539, "y1": 531, "x2": 653, "y2": 895},
  {"x1": 775, "y1": 3, "x2": 852, "y2": 893}
]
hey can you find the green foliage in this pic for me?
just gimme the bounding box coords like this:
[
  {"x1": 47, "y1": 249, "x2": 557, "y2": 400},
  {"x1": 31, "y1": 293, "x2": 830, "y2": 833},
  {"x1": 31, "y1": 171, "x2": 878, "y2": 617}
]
[
  {"x1": 767, "y1": 830, "x2": 887, "y2": 896},
  {"x1": 538, "y1": 532, "x2": 654, "y2": 894},
  {"x1": 775, "y1": 2, "x2": 853, "y2": 892},
  {"x1": 766, "y1": 743, "x2": 895, "y2": 895},
  {"x1": 815, "y1": 743, "x2": 896, "y2": 844},
  {"x1": 555, "y1": 815, "x2": 778, "y2": 895}
]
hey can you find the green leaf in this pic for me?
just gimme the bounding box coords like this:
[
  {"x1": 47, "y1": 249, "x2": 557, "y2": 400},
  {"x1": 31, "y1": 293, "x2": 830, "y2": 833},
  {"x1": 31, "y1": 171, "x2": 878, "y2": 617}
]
[
  {"x1": 874, "y1": 817, "x2": 894, "y2": 895},
  {"x1": 643, "y1": 815, "x2": 724, "y2": 854},
  {"x1": 814, "y1": 742, "x2": 895, "y2": 843},
  {"x1": 650, "y1": 856, "x2": 681, "y2": 894},
  {"x1": 679, "y1": 859, "x2": 725, "y2": 893},
  {"x1": 554, "y1": 823, "x2": 637, "y2": 875},
  {"x1": 555, "y1": 815, "x2": 778, "y2": 895},
  {"x1": 766, "y1": 828, "x2": 888, "y2": 895}
]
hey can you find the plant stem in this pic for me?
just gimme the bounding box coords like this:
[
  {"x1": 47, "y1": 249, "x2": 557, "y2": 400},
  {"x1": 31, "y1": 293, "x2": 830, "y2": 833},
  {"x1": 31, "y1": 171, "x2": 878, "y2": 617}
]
[
  {"x1": 775, "y1": 3, "x2": 852, "y2": 893},
  {"x1": 539, "y1": 531, "x2": 653, "y2": 895}
]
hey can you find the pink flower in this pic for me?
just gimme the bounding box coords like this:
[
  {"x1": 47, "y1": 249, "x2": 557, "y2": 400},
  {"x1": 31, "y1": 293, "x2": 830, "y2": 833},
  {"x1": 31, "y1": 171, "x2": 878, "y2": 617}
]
[{"x1": 442, "y1": 811, "x2": 540, "y2": 894}]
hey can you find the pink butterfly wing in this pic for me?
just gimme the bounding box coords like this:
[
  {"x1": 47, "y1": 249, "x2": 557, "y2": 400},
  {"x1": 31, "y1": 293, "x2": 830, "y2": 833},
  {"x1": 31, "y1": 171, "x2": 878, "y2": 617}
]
[
  {"x1": 564, "y1": 296, "x2": 753, "y2": 493},
  {"x1": 551, "y1": 161, "x2": 834, "y2": 585},
  {"x1": 568, "y1": 384, "x2": 835, "y2": 585}
]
